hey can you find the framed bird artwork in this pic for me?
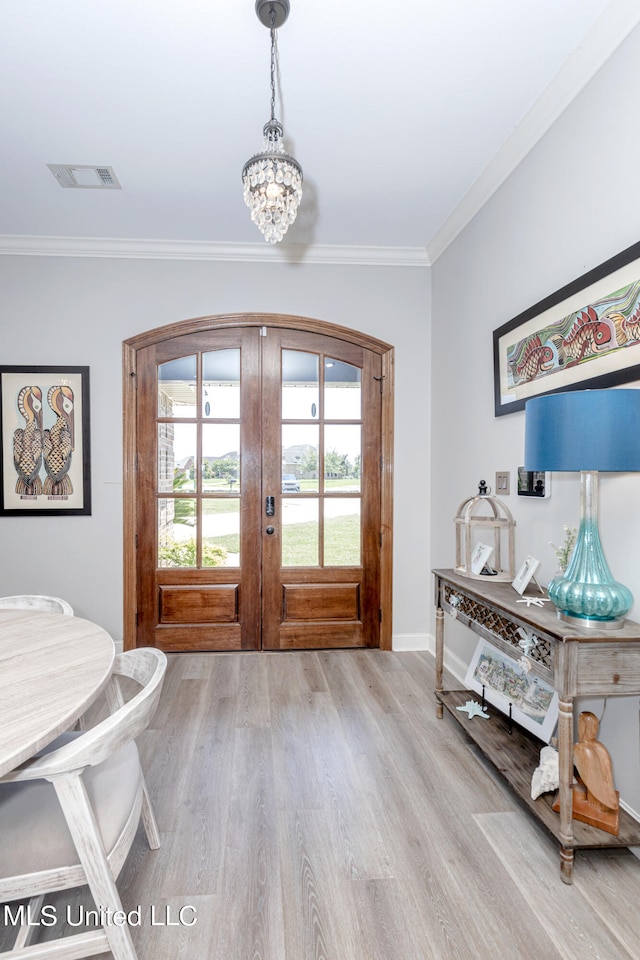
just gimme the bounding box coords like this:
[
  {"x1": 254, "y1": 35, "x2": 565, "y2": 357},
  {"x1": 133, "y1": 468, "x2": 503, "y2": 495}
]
[{"x1": 0, "y1": 366, "x2": 91, "y2": 515}]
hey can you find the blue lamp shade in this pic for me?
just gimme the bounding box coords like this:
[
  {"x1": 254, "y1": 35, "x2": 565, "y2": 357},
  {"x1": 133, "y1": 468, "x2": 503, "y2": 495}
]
[
  {"x1": 523, "y1": 388, "x2": 640, "y2": 627},
  {"x1": 524, "y1": 389, "x2": 640, "y2": 472}
]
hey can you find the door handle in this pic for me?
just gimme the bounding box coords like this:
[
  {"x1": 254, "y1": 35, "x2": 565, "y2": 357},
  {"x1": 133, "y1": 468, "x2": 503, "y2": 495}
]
[{"x1": 265, "y1": 495, "x2": 275, "y2": 517}]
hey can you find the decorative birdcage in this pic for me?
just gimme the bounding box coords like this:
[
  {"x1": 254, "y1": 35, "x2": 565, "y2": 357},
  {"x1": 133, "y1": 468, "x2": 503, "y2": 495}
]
[{"x1": 454, "y1": 480, "x2": 516, "y2": 581}]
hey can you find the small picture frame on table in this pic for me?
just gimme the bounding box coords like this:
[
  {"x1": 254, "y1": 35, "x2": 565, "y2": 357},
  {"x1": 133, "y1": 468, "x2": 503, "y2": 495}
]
[
  {"x1": 470, "y1": 542, "x2": 494, "y2": 576},
  {"x1": 512, "y1": 555, "x2": 541, "y2": 595}
]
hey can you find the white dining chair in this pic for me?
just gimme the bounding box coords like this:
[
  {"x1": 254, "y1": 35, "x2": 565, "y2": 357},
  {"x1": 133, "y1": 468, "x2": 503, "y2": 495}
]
[
  {"x1": 0, "y1": 647, "x2": 167, "y2": 960},
  {"x1": 0, "y1": 594, "x2": 74, "y2": 615}
]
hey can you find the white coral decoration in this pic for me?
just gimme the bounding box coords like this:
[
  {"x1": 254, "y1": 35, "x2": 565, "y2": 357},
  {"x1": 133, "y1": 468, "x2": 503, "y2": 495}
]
[
  {"x1": 519, "y1": 656, "x2": 532, "y2": 674},
  {"x1": 531, "y1": 745, "x2": 559, "y2": 799},
  {"x1": 517, "y1": 628, "x2": 537, "y2": 656}
]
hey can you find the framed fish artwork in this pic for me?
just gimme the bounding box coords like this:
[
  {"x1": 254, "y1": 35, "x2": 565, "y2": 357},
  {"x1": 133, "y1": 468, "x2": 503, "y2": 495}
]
[
  {"x1": 493, "y1": 240, "x2": 640, "y2": 416},
  {"x1": 0, "y1": 366, "x2": 91, "y2": 515}
]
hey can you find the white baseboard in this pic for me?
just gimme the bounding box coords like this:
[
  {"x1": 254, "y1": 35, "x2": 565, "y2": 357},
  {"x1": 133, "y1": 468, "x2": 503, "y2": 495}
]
[
  {"x1": 441, "y1": 648, "x2": 468, "y2": 686},
  {"x1": 391, "y1": 633, "x2": 430, "y2": 651}
]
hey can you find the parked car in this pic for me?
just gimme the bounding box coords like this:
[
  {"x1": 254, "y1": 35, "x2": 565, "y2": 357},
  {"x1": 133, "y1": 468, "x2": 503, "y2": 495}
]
[{"x1": 282, "y1": 473, "x2": 300, "y2": 492}]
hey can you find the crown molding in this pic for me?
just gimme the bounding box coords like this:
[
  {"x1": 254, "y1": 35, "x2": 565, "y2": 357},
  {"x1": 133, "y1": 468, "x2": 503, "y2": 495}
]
[
  {"x1": 0, "y1": 235, "x2": 428, "y2": 268},
  {"x1": 427, "y1": 0, "x2": 640, "y2": 263}
]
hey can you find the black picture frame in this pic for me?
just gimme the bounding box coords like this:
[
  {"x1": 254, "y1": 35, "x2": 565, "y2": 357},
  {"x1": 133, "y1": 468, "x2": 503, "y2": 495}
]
[
  {"x1": 0, "y1": 366, "x2": 91, "y2": 516},
  {"x1": 493, "y1": 240, "x2": 640, "y2": 416}
]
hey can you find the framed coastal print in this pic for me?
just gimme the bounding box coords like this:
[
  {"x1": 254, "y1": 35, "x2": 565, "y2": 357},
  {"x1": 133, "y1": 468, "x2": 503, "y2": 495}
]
[
  {"x1": 465, "y1": 637, "x2": 558, "y2": 743},
  {"x1": 0, "y1": 366, "x2": 91, "y2": 516},
  {"x1": 493, "y1": 240, "x2": 640, "y2": 415}
]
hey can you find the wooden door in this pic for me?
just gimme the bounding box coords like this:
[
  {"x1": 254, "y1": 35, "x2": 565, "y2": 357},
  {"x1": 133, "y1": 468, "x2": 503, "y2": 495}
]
[
  {"x1": 134, "y1": 327, "x2": 261, "y2": 650},
  {"x1": 124, "y1": 316, "x2": 393, "y2": 652},
  {"x1": 261, "y1": 328, "x2": 381, "y2": 649}
]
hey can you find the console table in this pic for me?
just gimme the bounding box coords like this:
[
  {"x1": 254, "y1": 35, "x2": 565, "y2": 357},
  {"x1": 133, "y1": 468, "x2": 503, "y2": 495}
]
[{"x1": 433, "y1": 567, "x2": 640, "y2": 883}]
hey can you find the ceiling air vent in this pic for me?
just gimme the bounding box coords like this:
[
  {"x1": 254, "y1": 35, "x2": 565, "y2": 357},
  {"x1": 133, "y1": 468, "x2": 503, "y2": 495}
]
[{"x1": 47, "y1": 164, "x2": 122, "y2": 189}]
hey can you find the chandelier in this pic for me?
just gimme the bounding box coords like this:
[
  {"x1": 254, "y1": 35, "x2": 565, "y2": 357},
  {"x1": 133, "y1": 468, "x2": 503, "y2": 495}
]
[{"x1": 242, "y1": 0, "x2": 303, "y2": 244}]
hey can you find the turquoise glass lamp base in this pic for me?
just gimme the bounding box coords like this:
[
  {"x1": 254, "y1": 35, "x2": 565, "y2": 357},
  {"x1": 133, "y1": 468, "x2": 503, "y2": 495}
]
[{"x1": 548, "y1": 472, "x2": 632, "y2": 630}]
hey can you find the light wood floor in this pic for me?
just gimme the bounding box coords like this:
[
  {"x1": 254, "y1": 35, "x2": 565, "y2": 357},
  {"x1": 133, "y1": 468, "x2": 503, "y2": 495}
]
[{"x1": 7, "y1": 650, "x2": 640, "y2": 959}]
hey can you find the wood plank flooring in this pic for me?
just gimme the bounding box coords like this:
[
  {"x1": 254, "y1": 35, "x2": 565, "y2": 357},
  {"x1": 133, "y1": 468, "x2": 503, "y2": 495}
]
[{"x1": 4, "y1": 650, "x2": 640, "y2": 959}]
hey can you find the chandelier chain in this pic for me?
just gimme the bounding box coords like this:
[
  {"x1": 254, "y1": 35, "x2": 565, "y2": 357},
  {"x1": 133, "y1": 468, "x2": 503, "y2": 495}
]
[{"x1": 270, "y1": 12, "x2": 277, "y2": 124}]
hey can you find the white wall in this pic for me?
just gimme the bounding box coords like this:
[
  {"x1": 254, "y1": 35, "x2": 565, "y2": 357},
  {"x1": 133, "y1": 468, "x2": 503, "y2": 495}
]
[
  {"x1": 431, "y1": 25, "x2": 640, "y2": 816},
  {"x1": 0, "y1": 255, "x2": 429, "y2": 646}
]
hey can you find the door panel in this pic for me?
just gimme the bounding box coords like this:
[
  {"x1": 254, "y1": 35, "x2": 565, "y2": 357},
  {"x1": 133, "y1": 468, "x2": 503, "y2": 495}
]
[
  {"x1": 130, "y1": 322, "x2": 384, "y2": 652},
  {"x1": 135, "y1": 328, "x2": 261, "y2": 651},
  {"x1": 261, "y1": 329, "x2": 381, "y2": 650}
]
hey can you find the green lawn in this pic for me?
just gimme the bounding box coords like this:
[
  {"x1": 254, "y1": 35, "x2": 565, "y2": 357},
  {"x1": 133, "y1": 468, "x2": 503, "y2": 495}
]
[{"x1": 208, "y1": 512, "x2": 360, "y2": 566}]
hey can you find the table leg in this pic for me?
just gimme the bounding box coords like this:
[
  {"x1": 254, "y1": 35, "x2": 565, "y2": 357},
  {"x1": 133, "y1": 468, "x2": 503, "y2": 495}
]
[
  {"x1": 557, "y1": 696, "x2": 574, "y2": 884},
  {"x1": 559, "y1": 845, "x2": 574, "y2": 884},
  {"x1": 435, "y1": 605, "x2": 444, "y2": 719}
]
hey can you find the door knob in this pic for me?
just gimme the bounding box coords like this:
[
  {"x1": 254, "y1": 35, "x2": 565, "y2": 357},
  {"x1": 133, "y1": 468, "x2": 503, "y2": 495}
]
[{"x1": 265, "y1": 526, "x2": 275, "y2": 535}]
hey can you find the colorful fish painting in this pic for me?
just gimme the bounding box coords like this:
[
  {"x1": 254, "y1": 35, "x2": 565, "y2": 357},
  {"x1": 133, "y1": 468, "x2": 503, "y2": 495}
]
[{"x1": 506, "y1": 278, "x2": 640, "y2": 389}]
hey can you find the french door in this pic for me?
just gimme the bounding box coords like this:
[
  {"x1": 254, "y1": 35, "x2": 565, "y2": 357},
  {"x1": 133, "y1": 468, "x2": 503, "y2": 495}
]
[{"x1": 124, "y1": 316, "x2": 393, "y2": 651}]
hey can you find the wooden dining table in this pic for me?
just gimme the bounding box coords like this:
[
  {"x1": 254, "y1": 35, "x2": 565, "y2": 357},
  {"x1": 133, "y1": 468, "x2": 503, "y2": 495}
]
[{"x1": 0, "y1": 608, "x2": 115, "y2": 777}]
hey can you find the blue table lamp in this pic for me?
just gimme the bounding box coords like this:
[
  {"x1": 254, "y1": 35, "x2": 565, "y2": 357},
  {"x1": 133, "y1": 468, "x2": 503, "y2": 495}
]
[{"x1": 524, "y1": 389, "x2": 640, "y2": 628}]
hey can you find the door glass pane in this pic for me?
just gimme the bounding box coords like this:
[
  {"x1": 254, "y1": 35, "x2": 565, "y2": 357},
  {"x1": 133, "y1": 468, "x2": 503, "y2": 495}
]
[
  {"x1": 324, "y1": 424, "x2": 361, "y2": 493},
  {"x1": 158, "y1": 356, "x2": 197, "y2": 416},
  {"x1": 203, "y1": 499, "x2": 240, "y2": 567},
  {"x1": 282, "y1": 424, "x2": 318, "y2": 492},
  {"x1": 324, "y1": 499, "x2": 361, "y2": 566},
  {"x1": 158, "y1": 423, "x2": 196, "y2": 493},
  {"x1": 158, "y1": 498, "x2": 197, "y2": 567},
  {"x1": 324, "y1": 358, "x2": 361, "y2": 419},
  {"x1": 202, "y1": 424, "x2": 240, "y2": 493},
  {"x1": 282, "y1": 350, "x2": 319, "y2": 420},
  {"x1": 203, "y1": 349, "x2": 240, "y2": 419},
  {"x1": 282, "y1": 497, "x2": 319, "y2": 567}
]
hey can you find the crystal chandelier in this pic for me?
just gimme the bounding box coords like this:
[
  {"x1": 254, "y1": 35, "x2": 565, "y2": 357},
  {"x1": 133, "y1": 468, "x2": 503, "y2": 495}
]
[{"x1": 242, "y1": 0, "x2": 303, "y2": 244}]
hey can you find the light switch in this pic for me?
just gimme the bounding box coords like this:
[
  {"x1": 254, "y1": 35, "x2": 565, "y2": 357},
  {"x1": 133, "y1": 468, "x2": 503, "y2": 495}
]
[{"x1": 495, "y1": 471, "x2": 510, "y2": 495}]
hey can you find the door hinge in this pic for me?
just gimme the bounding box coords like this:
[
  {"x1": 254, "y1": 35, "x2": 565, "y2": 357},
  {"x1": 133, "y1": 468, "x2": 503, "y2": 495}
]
[
  {"x1": 260, "y1": 326, "x2": 267, "y2": 337},
  {"x1": 379, "y1": 608, "x2": 383, "y2": 623},
  {"x1": 380, "y1": 531, "x2": 383, "y2": 547},
  {"x1": 135, "y1": 611, "x2": 139, "y2": 626},
  {"x1": 373, "y1": 374, "x2": 385, "y2": 394},
  {"x1": 135, "y1": 534, "x2": 139, "y2": 548}
]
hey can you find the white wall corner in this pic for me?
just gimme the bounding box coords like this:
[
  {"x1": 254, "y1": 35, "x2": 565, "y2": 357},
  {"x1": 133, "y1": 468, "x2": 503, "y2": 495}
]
[{"x1": 392, "y1": 631, "x2": 469, "y2": 686}]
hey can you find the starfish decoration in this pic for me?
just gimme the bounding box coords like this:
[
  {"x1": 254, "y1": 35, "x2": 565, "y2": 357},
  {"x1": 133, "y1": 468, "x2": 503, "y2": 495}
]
[
  {"x1": 456, "y1": 700, "x2": 490, "y2": 720},
  {"x1": 516, "y1": 596, "x2": 553, "y2": 608}
]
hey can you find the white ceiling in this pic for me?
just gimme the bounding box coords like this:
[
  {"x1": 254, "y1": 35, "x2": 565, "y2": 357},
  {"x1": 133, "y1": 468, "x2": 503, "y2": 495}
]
[{"x1": 1, "y1": 0, "x2": 637, "y2": 262}]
